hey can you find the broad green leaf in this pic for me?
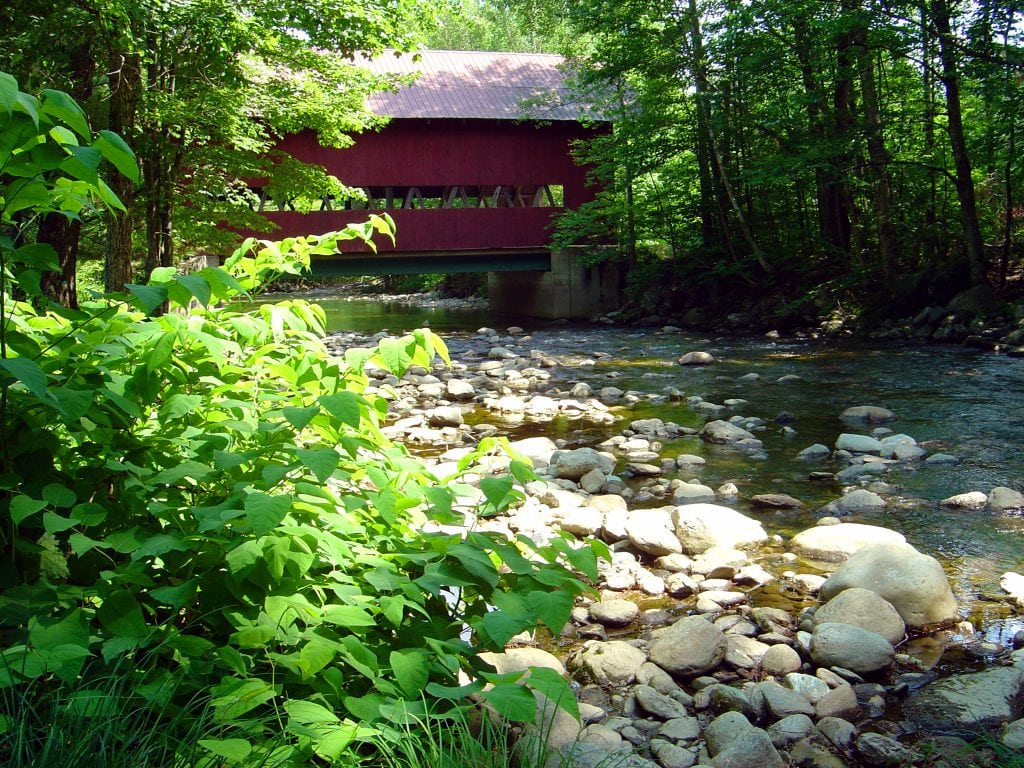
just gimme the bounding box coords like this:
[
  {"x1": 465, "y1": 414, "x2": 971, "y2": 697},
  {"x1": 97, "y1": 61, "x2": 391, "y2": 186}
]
[
  {"x1": 3, "y1": 178, "x2": 51, "y2": 215},
  {"x1": 41, "y1": 484, "x2": 76, "y2": 509},
  {"x1": 375, "y1": 336, "x2": 415, "y2": 378},
  {"x1": 284, "y1": 699, "x2": 340, "y2": 725},
  {"x1": 51, "y1": 387, "x2": 93, "y2": 421},
  {"x1": 96, "y1": 590, "x2": 148, "y2": 640},
  {"x1": 424, "y1": 679, "x2": 486, "y2": 700},
  {"x1": 146, "y1": 332, "x2": 176, "y2": 371},
  {"x1": 126, "y1": 283, "x2": 168, "y2": 314},
  {"x1": 150, "y1": 580, "x2": 197, "y2": 609},
  {"x1": 319, "y1": 391, "x2": 361, "y2": 427},
  {"x1": 298, "y1": 638, "x2": 336, "y2": 677},
  {"x1": 152, "y1": 461, "x2": 213, "y2": 485},
  {"x1": 296, "y1": 449, "x2": 339, "y2": 483},
  {"x1": 524, "y1": 666, "x2": 580, "y2": 721},
  {"x1": 322, "y1": 605, "x2": 375, "y2": 627},
  {"x1": 448, "y1": 542, "x2": 499, "y2": 588},
  {"x1": 390, "y1": 649, "x2": 429, "y2": 698},
  {"x1": 174, "y1": 273, "x2": 212, "y2": 307},
  {"x1": 527, "y1": 590, "x2": 575, "y2": 635},
  {"x1": 477, "y1": 609, "x2": 530, "y2": 648},
  {"x1": 245, "y1": 493, "x2": 291, "y2": 535},
  {"x1": 0, "y1": 357, "x2": 51, "y2": 403},
  {"x1": 166, "y1": 634, "x2": 215, "y2": 656},
  {"x1": 43, "y1": 512, "x2": 77, "y2": 533},
  {"x1": 160, "y1": 393, "x2": 202, "y2": 420},
  {"x1": 211, "y1": 678, "x2": 278, "y2": 722},
  {"x1": 343, "y1": 692, "x2": 386, "y2": 721},
  {"x1": 0, "y1": 72, "x2": 17, "y2": 115},
  {"x1": 198, "y1": 738, "x2": 253, "y2": 762},
  {"x1": 41, "y1": 88, "x2": 90, "y2": 138},
  {"x1": 94, "y1": 130, "x2": 139, "y2": 182},
  {"x1": 9, "y1": 495, "x2": 46, "y2": 525},
  {"x1": 481, "y1": 683, "x2": 536, "y2": 723},
  {"x1": 14, "y1": 242, "x2": 59, "y2": 271},
  {"x1": 283, "y1": 405, "x2": 319, "y2": 430}
]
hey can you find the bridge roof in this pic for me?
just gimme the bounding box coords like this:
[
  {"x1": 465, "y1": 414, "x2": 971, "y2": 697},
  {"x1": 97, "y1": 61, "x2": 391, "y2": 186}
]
[{"x1": 362, "y1": 50, "x2": 594, "y2": 122}]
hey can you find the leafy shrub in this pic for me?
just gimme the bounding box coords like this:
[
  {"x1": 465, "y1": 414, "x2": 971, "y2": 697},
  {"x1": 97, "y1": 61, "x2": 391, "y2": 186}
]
[{"x1": 0, "y1": 72, "x2": 603, "y2": 764}]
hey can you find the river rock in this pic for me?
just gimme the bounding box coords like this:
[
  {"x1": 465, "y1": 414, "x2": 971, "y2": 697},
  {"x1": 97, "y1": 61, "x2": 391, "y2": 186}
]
[
  {"x1": 634, "y1": 684, "x2": 690, "y2": 720},
  {"x1": 559, "y1": 505, "x2": 604, "y2": 536},
  {"x1": 767, "y1": 714, "x2": 815, "y2": 748},
  {"x1": 575, "y1": 640, "x2": 647, "y2": 686},
  {"x1": 709, "y1": 727, "x2": 784, "y2": 768},
  {"x1": 788, "y1": 523, "x2": 905, "y2": 562},
  {"x1": 989, "y1": 486, "x2": 1024, "y2": 513},
  {"x1": 510, "y1": 436, "x2": 558, "y2": 463},
  {"x1": 904, "y1": 665, "x2": 1024, "y2": 736},
  {"x1": 810, "y1": 623, "x2": 894, "y2": 675},
  {"x1": 939, "y1": 491, "x2": 989, "y2": 510},
  {"x1": 700, "y1": 420, "x2": 756, "y2": 444},
  {"x1": 813, "y1": 587, "x2": 906, "y2": 645},
  {"x1": 1002, "y1": 719, "x2": 1024, "y2": 750},
  {"x1": 703, "y1": 711, "x2": 755, "y2": 754},
  {"x1": 626, "y1": 508, "x2": 683, "y2": 556},
  {"x1": 672, "y1": 482, "x2": 716, "y2": 505},
  {"x1": 554, "y1": 447, "x2": 615, "y2": 480},
  {"x1": 676, "y1": 454, "x2": 706, "y2": 468},
  {"x1": 750, "y1": 494, "x2": 805, "y2": 510},
  {"x1": 814, "y1": 684, "x2": 861, "y2": 721},
  {"x1": 589, "y1": 599, "x2": 640, "y2": 628},
  {"x1": 750, "y1": 680, "x2": 816, "y2": 720},
  {"x1": 835, "y1": 433, "x2": 884, "y2": 454},
  {"x1": 1000, "y1": 572, "x2": 1024, "y2": 604},
  {"x1": 678, "y1": 351, "x2": 715, "y2": 365},
  {"x1": 672, "y1": 504, "x2": 768, "y2": 555},
  {"x1": 856, "y1": 733, "x2": 920, "y2": 766},
  {"x1": 818, "y1": 541, "x2": 959, "y2": 630},
  {"x1": 841, "y1": 406, "x2": 898, "y2": 423},
  {"x1": 784, "y1": 673, "x2": 830, "y2": 704},
  {"x1": 445, "y1": 378, "x2": 476, "y2": 400},
  {"x1": 835, "y1": 488, "x2": 886, "y2": 514},
  {"x1": 761, "y1": 644, "x2": 802, "y2": 676},
  {"x1": 649, "y1": 615, "x2": 727, "y2": 677},
  {"x1": 797, "y1": 443, "x2": 830, "y2": 460},
  {"x1": 427, "y1": 405, "x2": 464, "y2": 427}
]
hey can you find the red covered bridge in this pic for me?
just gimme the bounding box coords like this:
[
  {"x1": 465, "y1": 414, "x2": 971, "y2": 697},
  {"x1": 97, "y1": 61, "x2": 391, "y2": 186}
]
[{"x1": 247, "y1": 50, "x2": 622, "y2": 318}]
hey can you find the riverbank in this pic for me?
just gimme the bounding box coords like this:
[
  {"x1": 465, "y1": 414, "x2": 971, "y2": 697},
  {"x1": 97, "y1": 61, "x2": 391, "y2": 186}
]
[{"x1": 323, "y1": 319, "x2": 1024, "y2": 767}]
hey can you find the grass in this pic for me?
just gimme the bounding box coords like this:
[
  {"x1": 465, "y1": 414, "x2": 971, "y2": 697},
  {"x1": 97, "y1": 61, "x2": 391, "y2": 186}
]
[{"x1": 0, "y1": 666, "x2": 288, "y2": 768}]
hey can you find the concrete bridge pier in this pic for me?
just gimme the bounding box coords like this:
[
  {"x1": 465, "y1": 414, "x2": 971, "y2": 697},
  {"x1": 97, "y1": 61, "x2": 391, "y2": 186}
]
[{"x1": 487, "y1": 248, "x2": 623, "y2": 320}]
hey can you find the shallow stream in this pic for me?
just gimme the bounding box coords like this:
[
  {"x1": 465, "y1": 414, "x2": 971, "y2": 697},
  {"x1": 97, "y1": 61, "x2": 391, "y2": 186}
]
[{"x1": 313, "y1": 295, "x2": 1024, "y2": 634}]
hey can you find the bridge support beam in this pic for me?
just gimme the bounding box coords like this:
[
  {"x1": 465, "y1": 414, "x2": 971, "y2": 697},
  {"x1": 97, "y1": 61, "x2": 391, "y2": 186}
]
[{"x1": 487, "y1": 248, "x2": 622, "y2": 319}]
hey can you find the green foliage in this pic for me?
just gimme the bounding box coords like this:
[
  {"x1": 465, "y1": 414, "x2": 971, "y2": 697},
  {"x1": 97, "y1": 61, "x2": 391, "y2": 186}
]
[{"x1": 0, "y1": 77, "x2": 601, "y2": 764}]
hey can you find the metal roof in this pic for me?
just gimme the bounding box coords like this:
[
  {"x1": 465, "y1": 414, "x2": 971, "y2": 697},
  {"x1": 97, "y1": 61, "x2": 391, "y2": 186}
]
[{"x1": 362, "y1": 50, "x2": 591, "y2": 122}]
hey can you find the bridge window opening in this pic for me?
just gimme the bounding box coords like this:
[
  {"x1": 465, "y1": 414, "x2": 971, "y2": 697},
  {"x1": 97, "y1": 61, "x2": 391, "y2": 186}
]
[{"x1": 249, "y1": 184, "x2": 565, "y2": 212}]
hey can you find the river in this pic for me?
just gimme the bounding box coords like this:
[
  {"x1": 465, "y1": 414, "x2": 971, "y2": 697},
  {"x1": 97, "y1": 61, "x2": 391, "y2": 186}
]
[{"x1": 312, "y1": 294, "x2": 1024, "y2": 634}]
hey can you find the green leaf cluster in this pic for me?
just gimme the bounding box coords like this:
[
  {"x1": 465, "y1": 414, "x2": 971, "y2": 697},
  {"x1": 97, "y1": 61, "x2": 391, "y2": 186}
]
[{"x1": 0, "y1": 76, "x2": 602, "y2": 764}]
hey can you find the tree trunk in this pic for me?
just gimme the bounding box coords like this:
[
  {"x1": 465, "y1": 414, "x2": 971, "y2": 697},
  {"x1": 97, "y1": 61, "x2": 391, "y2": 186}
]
[
  {"x1": 105, "y1": 51, "x2": 141, "y2": 292},
  {"x1": 793, "y1": 16, "x2": 851, "y2": 260},
  {"x1": 38, "y1": 217, "x2": 82, "y2": 308},
  {"x1": 833, "y1": 0, "x2": 861, "y2": 267},
  {"x1": 40, "y1": 42, "x2": 94, "y2": 307},
  {"x1": 854, "y1": 21, "x2": 899, "y2": 286},
  {"x1": 933, "y1": 0, "x2": 989, "y2": 286},
  {"x1": 920, "y1": 0, "x2": 939, "y2": 265},
  {"x1": 685, "y1": 0, "x2": 767, "y2": 271}
]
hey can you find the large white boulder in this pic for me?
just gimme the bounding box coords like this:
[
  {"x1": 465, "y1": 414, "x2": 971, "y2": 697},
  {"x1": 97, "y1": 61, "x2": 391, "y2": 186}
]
[
  {"x1": 671, "y1": 504, "x2": 768, "y2": 555},
  {"x1": 818, "y1": 541, "x2": 959, "y2": 630},
  {"x1": 789, "y1": 523, "x2": 905, "y2": 562}
]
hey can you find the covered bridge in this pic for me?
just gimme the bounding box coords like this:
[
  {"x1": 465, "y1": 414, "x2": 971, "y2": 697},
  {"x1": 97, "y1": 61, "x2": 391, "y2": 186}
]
[{"x1": 248, "y1": 49, "x2": 621, "y2": 318}]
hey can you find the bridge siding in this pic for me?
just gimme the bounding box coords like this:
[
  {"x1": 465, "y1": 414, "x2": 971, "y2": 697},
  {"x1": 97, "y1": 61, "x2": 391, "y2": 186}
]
[{"x1": 277, "y1": 120, "x2": 597, "y2": 208}]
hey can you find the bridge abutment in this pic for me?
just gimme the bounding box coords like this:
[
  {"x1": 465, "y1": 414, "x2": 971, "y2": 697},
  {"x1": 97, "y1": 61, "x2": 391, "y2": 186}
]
[{"x1": 487, "y1": 248, "x2": 622, "y2": 319}]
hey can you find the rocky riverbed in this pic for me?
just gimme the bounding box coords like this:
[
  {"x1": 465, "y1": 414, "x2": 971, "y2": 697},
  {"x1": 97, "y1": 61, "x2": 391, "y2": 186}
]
[{"x1": 325, "y1": 324, "x2": 1024, "y2": 768}]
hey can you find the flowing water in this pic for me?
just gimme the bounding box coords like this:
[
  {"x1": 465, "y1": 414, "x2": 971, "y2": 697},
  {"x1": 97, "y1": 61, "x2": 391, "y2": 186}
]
[{"x1": 313, "y1": 295, "x2": 1024, "y2": 631}]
